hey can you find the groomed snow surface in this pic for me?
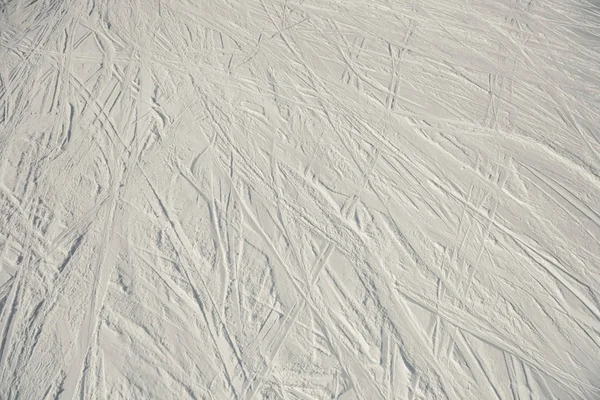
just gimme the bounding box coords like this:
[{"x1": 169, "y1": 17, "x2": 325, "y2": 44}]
[{"x1": 1, "y1": 0, "x2": 599, "y2": 398}]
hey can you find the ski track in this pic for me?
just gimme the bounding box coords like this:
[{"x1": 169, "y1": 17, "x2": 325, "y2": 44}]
[{"x1": 0, "y1": 0, "x2": 599, "y2": 398}]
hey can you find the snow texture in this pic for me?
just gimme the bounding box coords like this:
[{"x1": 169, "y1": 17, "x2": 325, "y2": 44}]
[{"x1": 0, "y1": 0, "x2": 599, "y2": 398}]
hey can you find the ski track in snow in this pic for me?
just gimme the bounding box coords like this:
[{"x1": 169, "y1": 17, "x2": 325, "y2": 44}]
[{"x1": 0, "y1": 0, "x2": 599, "y2": 398}]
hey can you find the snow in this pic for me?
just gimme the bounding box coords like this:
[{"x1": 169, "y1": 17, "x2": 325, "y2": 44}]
[{"x1": 0, "y1": 0, "x2": 599, "y2": 398}]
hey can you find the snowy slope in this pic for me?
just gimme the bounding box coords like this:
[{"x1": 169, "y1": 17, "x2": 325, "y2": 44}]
[{"x1": 0, "y1": 0, "x2": 599, "y2": 398}]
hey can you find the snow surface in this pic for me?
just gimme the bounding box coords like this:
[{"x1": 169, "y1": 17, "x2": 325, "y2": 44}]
[{"x1": 0, "y1": 0, "x2": 599, "y2": 398}]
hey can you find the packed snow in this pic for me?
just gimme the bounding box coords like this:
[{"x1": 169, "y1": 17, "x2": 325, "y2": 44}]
[{"x1": 0, "y1": 0, "x2": 599, "y2": 398}]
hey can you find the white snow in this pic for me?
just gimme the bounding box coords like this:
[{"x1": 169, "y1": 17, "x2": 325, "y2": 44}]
[{"x1": 0, "y1": 0, "x2": 599, "y2": 398}]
